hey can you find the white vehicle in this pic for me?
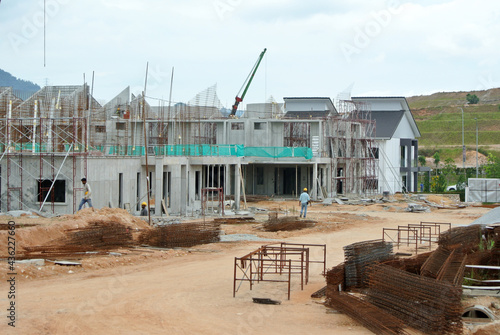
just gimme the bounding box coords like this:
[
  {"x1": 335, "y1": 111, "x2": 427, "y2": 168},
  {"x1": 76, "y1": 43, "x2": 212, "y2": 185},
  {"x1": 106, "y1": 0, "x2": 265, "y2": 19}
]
[{"x1": 446, "y1": 184, "x2": 457, "y2": 191}]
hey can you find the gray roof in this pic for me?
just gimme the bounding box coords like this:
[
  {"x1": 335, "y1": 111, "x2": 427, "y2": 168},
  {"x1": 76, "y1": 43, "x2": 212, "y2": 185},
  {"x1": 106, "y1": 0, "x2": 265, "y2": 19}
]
[
  {"x1": 284, "y1": 110, "x2": 330, "y2": 118},
  {"x1": 371, "y1": 110, "x2": 405, "y2": 138}
]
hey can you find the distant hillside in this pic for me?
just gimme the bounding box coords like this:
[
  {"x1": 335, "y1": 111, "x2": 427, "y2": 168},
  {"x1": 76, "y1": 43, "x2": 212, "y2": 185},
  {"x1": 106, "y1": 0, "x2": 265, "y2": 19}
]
[
  {"x1": 407, "y1": 88, "x2": 500, "y2": 160},
  {"x1": 0, "y1": 68, "x2": 40, "y2": 97}
]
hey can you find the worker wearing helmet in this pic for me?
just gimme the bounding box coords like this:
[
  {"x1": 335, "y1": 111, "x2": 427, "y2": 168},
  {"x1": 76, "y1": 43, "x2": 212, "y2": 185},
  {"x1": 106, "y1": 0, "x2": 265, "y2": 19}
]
[
  {"x1": 140, "y1": 202, "x2": 148, "y2": 216},
  {"x1": 299, "y1": 187, "x2": 310, "y2": 218}
]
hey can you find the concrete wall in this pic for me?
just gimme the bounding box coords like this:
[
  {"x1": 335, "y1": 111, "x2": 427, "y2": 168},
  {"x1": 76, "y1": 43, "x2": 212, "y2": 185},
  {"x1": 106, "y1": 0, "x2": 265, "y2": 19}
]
[{"x1": 378, "y1": 138, "x2": 401, "y2": 194}]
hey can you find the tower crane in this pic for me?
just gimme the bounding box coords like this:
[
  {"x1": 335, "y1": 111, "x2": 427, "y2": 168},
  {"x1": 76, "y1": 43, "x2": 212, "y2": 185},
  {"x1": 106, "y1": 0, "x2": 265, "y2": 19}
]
[{"x1": 230, "y1": 48, "x2": 267, "y2": 116}]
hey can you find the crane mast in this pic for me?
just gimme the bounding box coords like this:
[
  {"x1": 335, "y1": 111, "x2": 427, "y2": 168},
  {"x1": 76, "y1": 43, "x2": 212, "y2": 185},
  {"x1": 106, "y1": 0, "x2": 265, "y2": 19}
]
[{"x1": 230, "y1": 48, "x2": 267, "y2": 116}]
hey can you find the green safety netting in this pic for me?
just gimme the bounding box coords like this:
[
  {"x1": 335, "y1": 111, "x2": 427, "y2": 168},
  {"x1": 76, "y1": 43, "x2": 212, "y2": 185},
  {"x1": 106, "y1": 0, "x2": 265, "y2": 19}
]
[{"x1": 90, "y1": 144, "x2": 313, "y2": 159}]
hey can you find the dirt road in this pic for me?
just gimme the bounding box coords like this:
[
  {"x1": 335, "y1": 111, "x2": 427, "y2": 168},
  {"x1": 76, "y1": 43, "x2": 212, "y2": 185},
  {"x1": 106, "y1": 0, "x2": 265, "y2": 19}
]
[{"x1": 0, "y1": 197, "x2": 492, "y2": 334}]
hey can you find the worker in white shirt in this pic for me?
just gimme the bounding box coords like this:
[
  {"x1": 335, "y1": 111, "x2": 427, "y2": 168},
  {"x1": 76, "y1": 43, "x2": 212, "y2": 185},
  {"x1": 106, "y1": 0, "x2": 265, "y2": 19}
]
[{"x1": 78, "y1": 177, "x2": 93, "y2": 210}]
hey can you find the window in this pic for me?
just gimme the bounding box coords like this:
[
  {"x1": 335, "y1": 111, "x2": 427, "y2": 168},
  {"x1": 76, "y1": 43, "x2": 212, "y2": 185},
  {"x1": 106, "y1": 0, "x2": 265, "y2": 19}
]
[
  {"x1": 116, "y1": 122, "x2": 126, "y2": 130},
  {"x1": 254, "y1": 122, "x2": 266, "y2": 130},
  {"x1": 38, "y1": 179, "x2": 66, "y2": 203},
  {"x1": 95, "y1": 125, "x2": 106, "y2": 133},
  {"x1": 256, "y1": 167, "x2": 264, "y2": 185},
  {"x1": 231, "y1": 122, "x2": 244, "y2": 130}
]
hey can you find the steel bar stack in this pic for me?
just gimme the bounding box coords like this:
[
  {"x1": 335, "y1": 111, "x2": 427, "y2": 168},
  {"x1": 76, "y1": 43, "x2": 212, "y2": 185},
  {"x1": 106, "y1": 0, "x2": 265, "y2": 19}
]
[
  {"x1": 23, "y1": 220, "x2": 135, "y2": 258},
  {"x1": 139, "y1": 221, "x2": 220, "y2": 248},
  {"x1": 343, "y1": 239, "x2": 393, "y2": 288},
  {"x1": 366, "y1": 263, "x2": 463, "y2": 335},
  {"x1": 326, "y1": 291, "x2": 410, "y2": 335},
  {"x1": 439, "y1": 224, "x2": 481, "y2": 250},
  {"x1": 262, "y1": 216, "x2": 315, "y2": 232}
]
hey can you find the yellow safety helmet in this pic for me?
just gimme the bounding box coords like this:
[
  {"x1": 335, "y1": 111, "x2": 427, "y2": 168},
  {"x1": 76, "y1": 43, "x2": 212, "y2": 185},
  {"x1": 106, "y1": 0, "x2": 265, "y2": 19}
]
[
  {"x1": 303, "y1": 188, "x2": 307, "y2": 192},
  {"x1": 141, "y1": 202, "x2": 147, "y2": 206}
]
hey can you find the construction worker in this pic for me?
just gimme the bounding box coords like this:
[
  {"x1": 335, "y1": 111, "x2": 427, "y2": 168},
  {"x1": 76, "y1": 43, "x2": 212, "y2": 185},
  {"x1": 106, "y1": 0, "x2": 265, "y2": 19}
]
[
  {"x1": 78, "y1": 177, "x2": 93, "y2": 210},
  {"x1": 299, "y1": 187, "x2": 310, "y2": 218},
  {"x1": 140, "y1": 202, "x2": 148, "y2": 216}
]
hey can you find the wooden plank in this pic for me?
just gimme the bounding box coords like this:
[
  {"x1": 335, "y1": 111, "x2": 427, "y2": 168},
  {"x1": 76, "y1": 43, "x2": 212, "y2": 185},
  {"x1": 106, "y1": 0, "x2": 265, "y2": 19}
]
[{"x1": 162, "y1": 198, "x2": 169, "y2": 216}]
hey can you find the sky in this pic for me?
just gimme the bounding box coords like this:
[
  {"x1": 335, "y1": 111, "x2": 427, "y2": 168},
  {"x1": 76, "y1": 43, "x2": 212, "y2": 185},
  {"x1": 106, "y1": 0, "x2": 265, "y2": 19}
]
[{"x1": 1, "y1": 0, "x2": 500, "y2": 108}]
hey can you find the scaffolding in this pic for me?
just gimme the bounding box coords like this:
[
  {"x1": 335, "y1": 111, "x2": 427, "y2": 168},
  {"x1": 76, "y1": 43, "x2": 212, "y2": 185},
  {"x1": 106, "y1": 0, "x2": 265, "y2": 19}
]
[
  {"x1": 0, "y1": 85, "x2": 90, "y2": 213},
  {"x1": 327, "y1": 100, "x2": 378, "y2": 196}
]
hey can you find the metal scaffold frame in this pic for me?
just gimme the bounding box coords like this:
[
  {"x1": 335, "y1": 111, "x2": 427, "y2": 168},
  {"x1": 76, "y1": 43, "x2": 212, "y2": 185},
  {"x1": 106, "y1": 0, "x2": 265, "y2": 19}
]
[
  {"x1": 328, "y1": 100, "x2": 378, "y2": 196},
  {"x1": 0, "y1": 85, "x2": 90, "y2": 214}
]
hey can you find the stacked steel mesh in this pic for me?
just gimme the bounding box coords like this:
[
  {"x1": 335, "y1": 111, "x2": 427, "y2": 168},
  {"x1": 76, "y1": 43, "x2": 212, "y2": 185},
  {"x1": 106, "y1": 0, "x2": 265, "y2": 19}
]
[
  {"x1": 326, "y1": 292, "x2": 410, "y2": 335},
  {"x1": 262, "y1": 216, "x2": 315, "y2": 232},
  {"x1": 435, "y1": 250, "x2": 466, "y2": 286},
  {"x1": 366, "y1": 263, "x2": 463, "y2": 335},
  {"x1": 23, "y1": 221, "x2": 134, "y2": 258},
  {"x1": 343, "y1": 239, "x2": 393, "y2": 288},
  {"x1": 325, "y1": 262, "x2": 345, "y2": 297},
  {"x1": 381, "y1": 251, "x2": 431, "y2": 274},
  {"x1": 139, "y1": 222, "x2": 220, "y2": 248},
  {"x1": 421, "y1": 246, "x2": 453, "y2": 278},
  {"x1": 438, "y1": 224, "x2": 481, "y2": 250}
]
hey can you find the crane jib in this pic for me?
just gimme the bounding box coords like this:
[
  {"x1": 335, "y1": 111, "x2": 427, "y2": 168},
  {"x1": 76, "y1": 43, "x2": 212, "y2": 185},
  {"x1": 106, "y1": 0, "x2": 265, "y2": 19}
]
[{"x1": 230, "y1": 48, "x2": 267, "y2": 116}]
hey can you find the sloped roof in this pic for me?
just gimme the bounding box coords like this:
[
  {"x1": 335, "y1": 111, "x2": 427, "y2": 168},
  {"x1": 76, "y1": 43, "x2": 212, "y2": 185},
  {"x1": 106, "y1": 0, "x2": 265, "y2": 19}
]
[
  {"x1": 371, "y1": 110, "x2": 404, "y2": 138},
  {"x1": 352, "y1": 96, "x2": 420, "y2": 139},
  {"x1": 283, "y1": 97, "x2": 337, "y2": 118}
]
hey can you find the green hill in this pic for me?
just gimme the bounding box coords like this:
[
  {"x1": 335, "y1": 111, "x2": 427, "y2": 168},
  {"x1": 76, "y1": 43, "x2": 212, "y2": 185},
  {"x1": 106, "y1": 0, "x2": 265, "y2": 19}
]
[
  {"x1": 407, "y1": 88, "x2": 500, "y2": 160},
  {"x1": 0, "y1": 68, "x2": 40, "y2": 98}
]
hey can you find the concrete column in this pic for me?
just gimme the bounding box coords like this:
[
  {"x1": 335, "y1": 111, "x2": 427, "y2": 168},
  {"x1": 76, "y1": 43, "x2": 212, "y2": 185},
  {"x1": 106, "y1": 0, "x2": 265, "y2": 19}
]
[
  {"x1": 312, "y1": 163, "x2": 318, "y2": 200},
  {"x1": 225, "y1": 163, "x2": 231, "y2": 197},
  {"x1": 170, "y1": 164, "x2": 182, "y2": 215},
  {"x1": 155, "y1": 159, "x2": 163, "y2": 216},
  {"x1": 235, "y1": 163, "x2": 241, "y2": 210}
]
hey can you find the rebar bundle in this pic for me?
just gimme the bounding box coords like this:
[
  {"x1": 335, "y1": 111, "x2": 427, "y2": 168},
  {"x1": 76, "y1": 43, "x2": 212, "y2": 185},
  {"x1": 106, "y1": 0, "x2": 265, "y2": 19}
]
[
  {"x1": 420, "y1": 246, "x2": 453, "y2": 278},
  {"x1": 381, "y1": 251, "x2": 431, "y2": 274},
  {"x1": 325, "y1": 262, "x2": 345, "y2": 297},
  {"x1": 326, "y1": 292, "x2": 410, "y2": 335},
  {"x1": 435, "y1": 250, "x2": 466, "y2": 286},
  {"x1": 262, "y1": 216, "x2": 315, "y2": 232},
  {"x1": 23, "y1": 220, "x2": 134, "y2": 258},
  {"x1": 439, "y1": 224, "x2": 481, "y2": 250},
  {"x1": 343, "y1": 239, "x2": 393, "y2": 288},
  {"x1": 139, "y1": 222, "x2": 220, "y2": 248},
  {"x1": 366, "y1": 263, "x2": 463, "y2": 335}
]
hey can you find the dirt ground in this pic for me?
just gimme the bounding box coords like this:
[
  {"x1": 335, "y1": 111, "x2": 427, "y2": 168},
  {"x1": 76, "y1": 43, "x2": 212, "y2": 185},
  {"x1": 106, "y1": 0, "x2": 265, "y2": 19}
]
[{"x1": 0, "y1": 195, "x2": 499, "y2": 334}]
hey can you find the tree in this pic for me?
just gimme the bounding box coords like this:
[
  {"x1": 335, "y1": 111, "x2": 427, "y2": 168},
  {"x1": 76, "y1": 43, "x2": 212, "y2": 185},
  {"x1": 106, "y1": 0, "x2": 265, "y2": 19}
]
[
  {"x1": 431, "y1": 175, "x2": 447, "y2": 193},
  {"x1": 418, "y1": 155, "x2": 426, "y2": 167},
  {"x1": 466, "y1": 93, "x2": 479, "y2": 104},
  {"x1": 442, "y1": 158, "x2": 456, "y2": 184},
  {"x1": 485, "y1": 153, "x2": 500, "y2": 178},
  {"x1": 433, "y1": 152, "x2": 440, "y2": 173}
]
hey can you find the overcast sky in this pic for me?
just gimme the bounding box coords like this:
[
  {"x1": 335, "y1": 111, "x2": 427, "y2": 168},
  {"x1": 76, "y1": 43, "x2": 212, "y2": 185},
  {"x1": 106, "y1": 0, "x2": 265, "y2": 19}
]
[{"x1": 1, "y1": 0, "x2": 499, "y2": 108}]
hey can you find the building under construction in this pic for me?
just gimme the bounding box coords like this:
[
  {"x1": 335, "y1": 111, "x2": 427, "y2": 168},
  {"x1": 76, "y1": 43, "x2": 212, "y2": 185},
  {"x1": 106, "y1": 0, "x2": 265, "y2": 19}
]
[{"x1": 0, "y1": 84, "x2": 418, "y2": 216}]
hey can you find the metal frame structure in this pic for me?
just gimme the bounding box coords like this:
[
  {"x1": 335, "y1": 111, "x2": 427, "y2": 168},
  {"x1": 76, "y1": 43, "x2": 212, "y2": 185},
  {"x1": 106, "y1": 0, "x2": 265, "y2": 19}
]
[{"x1": 233, "y1": 243, "x2": 326, "y2": 300}]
